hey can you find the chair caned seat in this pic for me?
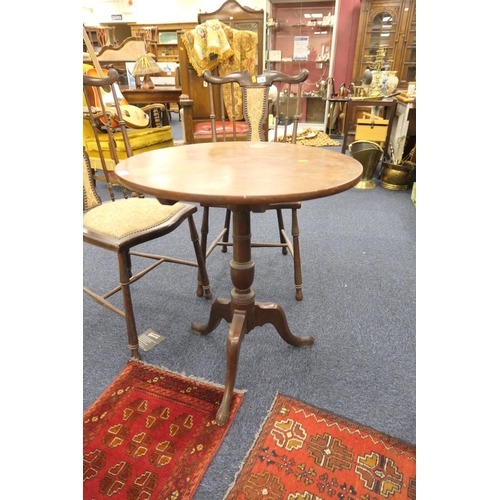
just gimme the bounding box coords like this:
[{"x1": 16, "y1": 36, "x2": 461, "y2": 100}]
[{"x1": 83, "y1": 198, "x2": 186, "y2": 239}]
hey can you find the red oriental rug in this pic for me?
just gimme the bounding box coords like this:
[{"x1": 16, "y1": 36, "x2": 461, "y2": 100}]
[
  {"x1": 224, "y1": 394, "x2": 416, "y2": 500},
  {"x1": 83, "y1": 360, "x2": 245, "y2": 499}
]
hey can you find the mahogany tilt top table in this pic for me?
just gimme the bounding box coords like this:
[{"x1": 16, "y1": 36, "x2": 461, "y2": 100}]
[{"x1": 116, "y1": 141, "x2": 362, "y2": 425}]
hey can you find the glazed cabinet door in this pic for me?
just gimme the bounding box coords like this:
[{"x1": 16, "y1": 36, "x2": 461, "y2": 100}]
[
  {"x1": 399, "y1": 4, "x2": 416, "y2": 85},
  {"x1": 352, "y1": 0, "x2": 416, "y2": 89}
]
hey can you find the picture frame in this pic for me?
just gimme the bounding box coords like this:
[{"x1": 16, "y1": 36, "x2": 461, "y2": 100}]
[
  {"x1": 159, "y1": 32, "x2": 177, "y2": 44},
  {"x1": 407, "y1": 82, "x2": 416, "y2": 97}
]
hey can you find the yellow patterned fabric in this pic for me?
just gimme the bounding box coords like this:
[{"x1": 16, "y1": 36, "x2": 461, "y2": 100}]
[
  {"x1": 83, "y1": 157, "x2": 101, "y2": 211},
  {"x1": 83, "y1": 199, "x2": 185, "y2": 239},
  {"x1": 83, "y1": 120, "x2": 174, "y2": 172},
  {"x1": 270, "y1": 127, "x2": 342, "y2": 147},
  {"x1": 295, "y1": 129, "x2": 341, "y2": 147},
  {"x1": 219, "y1": 28, "x2": 258, "y2": 120},
  {"x1": 181, "y1": 20, "x2": 234, "y2": 77},
  {"x1": 181, "y1": 21, "x2": 257, "y2": 121},
  {"x1": 84, "y1": 126, "x2": 173, "y2": 153},
  {"x1": 88, "y1": 156, "x2": 116, "y2": 174},
  {"x1": 219, "y1": 28, "x2": 257, "y2": 76},
  {"x1": 244, "y1": 87, "x2": 266, "y2": 141}
]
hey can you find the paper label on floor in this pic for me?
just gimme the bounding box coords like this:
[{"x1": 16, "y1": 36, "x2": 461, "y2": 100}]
[{"x1": 138, "y1": 329, "x2": 166, "y2": 351}]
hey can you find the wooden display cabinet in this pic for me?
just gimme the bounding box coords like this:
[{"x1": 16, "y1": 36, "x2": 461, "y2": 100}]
[
  {"x1": 130, "y1": 23, "x2": 197, "y2": 62},
  {"x1": 352, "y1": 0, "x2": 416, "y2": 89},
  {"x1": 266, "y1": 1, "x2": 336, "y2": 125}
]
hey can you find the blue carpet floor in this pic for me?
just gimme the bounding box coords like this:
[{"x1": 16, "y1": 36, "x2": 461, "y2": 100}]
[{"x1": 83, "y1": 118, "x2": 416, "y2": 499}]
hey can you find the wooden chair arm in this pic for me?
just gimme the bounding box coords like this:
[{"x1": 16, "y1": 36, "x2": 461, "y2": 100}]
[
  {"x1": 142, "y1": 103, "x2": 166, "y2": 113},
  {"x1": 179, "y1": 97, "x2": 194, "y2": 144}
]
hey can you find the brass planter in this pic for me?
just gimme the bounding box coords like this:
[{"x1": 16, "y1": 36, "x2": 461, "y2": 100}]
[
  {"x1": 380, "y1": 161, "x2": 416, "y2": 190},
  {"x1": 348, "y1": 140, "x2": 384, "y2": 189}
]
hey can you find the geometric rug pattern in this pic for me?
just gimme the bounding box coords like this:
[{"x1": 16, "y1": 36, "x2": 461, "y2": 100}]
[
  {"x1": 84, "y1": 359, "x2": 245, "y2": 499},
  {"x1": 224, "y1": 393, "x2": 416, "y2": 499}
]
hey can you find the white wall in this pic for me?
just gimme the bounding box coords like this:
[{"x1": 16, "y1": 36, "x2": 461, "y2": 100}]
[{"x1": 84, "y1": 0, "x2": 266, "y2": 24}]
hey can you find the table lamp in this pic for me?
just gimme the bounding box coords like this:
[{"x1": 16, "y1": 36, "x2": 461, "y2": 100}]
[{"x1": 132, "y1": 54, "x2": 162, "y2": 89}]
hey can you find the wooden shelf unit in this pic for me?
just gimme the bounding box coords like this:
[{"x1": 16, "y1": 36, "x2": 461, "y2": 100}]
[
  {"x1": 130, "y1": 23, "x2": 197, "y2": 62},
  {"x1": 84, "y1": 26, "x2": 116, "y2": 53}
]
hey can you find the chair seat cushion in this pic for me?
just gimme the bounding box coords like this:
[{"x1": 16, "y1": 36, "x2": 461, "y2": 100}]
[
  {"x1": 85, "y1": 126, "x2": 173, "y2": 153},
  {"x1": 83, "y1": 198, "x2": 185, "y2": 239},
  {"x1": 193, "y1": 120, "x2": 249, "y2": 137}
]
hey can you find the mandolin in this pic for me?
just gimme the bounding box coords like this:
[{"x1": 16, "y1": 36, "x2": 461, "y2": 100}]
[
  {"x1": 110, "y1": 103, "x2": 149, "y2": 129},
  {"x1": 83, "y1": 27, "x2": 149, "y2": 129}
]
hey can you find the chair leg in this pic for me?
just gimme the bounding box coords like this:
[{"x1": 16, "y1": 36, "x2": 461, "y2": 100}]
[
  {"x1": 188, "y1": 215, "x2": 212, "y2": 300},
  {"x1": 291, "y1": 208, "x2": 303, "y2": 301},
  {"x1": 125, "y1": 252, "x2": 133, "y2": 280},
  {"x1": 118, "y1": 251, "x2": 141, "y2": 360},
  {"x1": 221, "y1": 209, "x2": 231, "y2": 253},
  {"x1": 200, "y1": 206, "x2": 209, "y2": 261},
  {"x1": 276, "y1": 209, "x2": 288, "y2": 255}
]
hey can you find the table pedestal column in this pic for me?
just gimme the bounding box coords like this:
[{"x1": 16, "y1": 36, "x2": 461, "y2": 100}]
[{"x1": 191, "y1": 208, "x2": 314, "y2": 425}]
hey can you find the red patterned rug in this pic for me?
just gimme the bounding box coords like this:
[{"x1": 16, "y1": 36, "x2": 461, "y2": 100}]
[
  {"x1": 224, "y1": 393, "x2": 416, "y2": 500},
  {"x1": 83, "y1": 359, "x2": 245, "y2": 499}
]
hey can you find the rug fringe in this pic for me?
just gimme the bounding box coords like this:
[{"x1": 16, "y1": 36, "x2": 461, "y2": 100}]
[
  {"x1": 128, "y1": 358, "x2": 247, "y2": 394},
  {"x1": 222, "y1": 391, "x2": 280, "y2": 499}
]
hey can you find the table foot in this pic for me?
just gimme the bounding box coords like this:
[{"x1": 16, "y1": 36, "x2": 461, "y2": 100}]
[
  {"x1": 216, "y1": 311, "x2": 246, "y2": 425},
  {"x1": 255, "y1": 301, "x2": 314, "y2": 347},
  {"x1": 193, "y1": 297, "x2": 314, "y2": 425},
  {"x1": 191, "y1": 298, "x2": 232, "y2": 335}
]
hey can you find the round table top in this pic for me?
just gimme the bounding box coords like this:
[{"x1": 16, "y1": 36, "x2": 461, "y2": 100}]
[{"x1": 115, "y1": 141, "x2": 362, "y2": 207}]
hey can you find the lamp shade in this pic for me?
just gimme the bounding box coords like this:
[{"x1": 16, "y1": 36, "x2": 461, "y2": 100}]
[
  {"x1": 131, "y1": 54, "x2": 162, "y2": 76},
  {"x1": 132, "y1": 54, "x2": 162, "y2": 89}
]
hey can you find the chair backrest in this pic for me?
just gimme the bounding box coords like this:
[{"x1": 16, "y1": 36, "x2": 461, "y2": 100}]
[
  {"x1": 83, "y1": 147, "x2": 102, "y2": 212},
  {"x1": 201, "y1": 68, "x2": 309, "y2": 144},
  {"x1": 83, "y1": 68, "x2": 134, "y2": 201},
  {"x1": 135, "y1": 26, "x2": 158, "y2": 56}
]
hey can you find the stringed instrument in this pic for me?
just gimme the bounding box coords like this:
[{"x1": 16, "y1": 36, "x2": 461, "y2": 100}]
[{"x1": 83, "y1": 27, "x2": 149, "y2": 129}]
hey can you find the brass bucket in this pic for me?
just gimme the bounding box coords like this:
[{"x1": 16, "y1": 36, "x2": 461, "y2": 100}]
[
  {"x1": 380, "y1": 161, "x2": 416, "y2": 190},
  {"x1": 348, "y1": 140, "x2": 384, "y2": 189}
]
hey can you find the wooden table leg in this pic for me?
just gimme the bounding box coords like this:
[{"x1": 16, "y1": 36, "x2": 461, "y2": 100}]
[{"x1": 191, "y1": 208, "x2": 313, "y2": 425}]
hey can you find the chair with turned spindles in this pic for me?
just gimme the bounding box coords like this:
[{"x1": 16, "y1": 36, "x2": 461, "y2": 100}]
[{"x1": 199, "y1": 68, "x2": 309, "y2": 301}]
